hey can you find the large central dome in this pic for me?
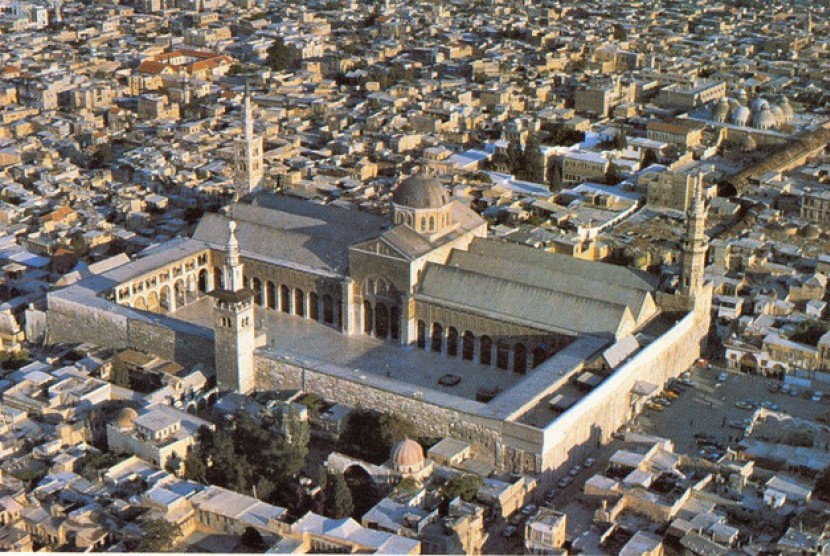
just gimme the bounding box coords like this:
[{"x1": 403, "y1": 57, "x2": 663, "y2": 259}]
[{"x1": 393, "y1": 175, "x2": 448, "y2": 210}]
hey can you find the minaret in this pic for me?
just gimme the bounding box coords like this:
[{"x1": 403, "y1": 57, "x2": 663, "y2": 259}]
[
  {"x1": 211, "y1": 218, "x2": 255, "y2": 393},
  {"x1": 679, "y1": 172, "x2": 708, "y2": 298},
  {"x1": 234, "y1": 80, "x2": 264, "y2": 195}
]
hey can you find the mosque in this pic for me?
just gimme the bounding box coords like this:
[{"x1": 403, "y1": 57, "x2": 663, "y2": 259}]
[{"x1": 46, "y1": 88, "x2": 712, "y2": 477}]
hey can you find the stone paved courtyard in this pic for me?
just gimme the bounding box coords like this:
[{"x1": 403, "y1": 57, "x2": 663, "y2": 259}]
[{"x1": 173, "y1": 297, "x2": 524, "y2": 401}]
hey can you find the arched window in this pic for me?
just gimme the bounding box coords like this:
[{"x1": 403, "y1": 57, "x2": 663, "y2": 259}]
[
  {"x1": 431, "y1": 323, "x2": 443, "y2": 352},
  {"x1": 198, "y1": 269, "x2": 208, "y2": 292},
  {"x1": 514, "y1": 343, "x2": 527, "y2": 374},
  {"x1": 496, "y1": 340, "x2": 509, "y2": 370},
  {"x1": 213, "y1": 267, "x2": 223, "y2": 290},
  {"x1": 447, "y1": 327, "x2": 459, "y2": 357},
  {"x1": 309, "y1": 292, "x2": 319, "y2": 321},
  {"x1": 462, "y1": 331, "x2": 475, "y2": 361},
  {"x1": 323, "y1": 295, "x2": 334, "y2": 324},
  {"x1": 252, "y1": 278, "x2": 262, "y2": 306},
  {"x1": 429, "y1": 216, "x2": 435, "y2": 231},
  {"x1": 480, "y1": 336, "x2": 493, "y2": 366},
  {"x1": 420, "y1": 217, "x2": 426, "y2": 231},
  {"x1": 280, "y1": 285, "x2": 290, "y2": 313},
  {"x1": 266, "y1": 281, "x2": 276, "y2": 309},
  {"x1": 390, "y1": 307, "x2": 400, "y2": 340},
  {"x1": 375, "y1": 303, "x2": 389, "y2": 338},
  {"x1": 417, "y1": 320, "x2": 426, "y2": 349},
  {"x1": 295, "y1": 289, "x2": 305, "y2": 317},
  {"x1": 363, "y1": 301, "x2": 373, "y2": 334}
]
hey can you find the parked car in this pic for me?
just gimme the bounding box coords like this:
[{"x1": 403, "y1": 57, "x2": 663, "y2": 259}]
[
  {"x1": 503, "y1": 525, "x2": 516, "y2": 538},
  {"x1": 557, "y1": 476, "x2": 572, "y2": 488},
  {"x1": 568, "y1": 465, "x2": 582, "y2": 477},
  {"x1": 718, "y1": 372, "x2": 728, "y2": 382},
  {"x1": 813, "y1": 392, "x2": 823, "y2": 402},
  {"x1": 735, "y1": 401, "x2": 753, "y2": 410},
  {"x1": 664, "y1": 390, "x2": 679, "y2": 400},
  {"x1": 438, "y1": 374, "x2": 462, "y2": 386},
  {"x1": 522, "y1": 504, "x2": 537, "y2": 516},
  {"x1": 585, "y1": 457, "x2": 596, "y2": 467}
]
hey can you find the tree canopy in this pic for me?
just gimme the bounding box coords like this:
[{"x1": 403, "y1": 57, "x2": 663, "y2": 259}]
[
  {"x1": 323, "y1": 473, "x2": 354, "y2": 519},
  {"x1": 443, "y1": 474, "x2": 483, "y2": 503},
  {"x1": 137, "y1": 519, "x2": 181, "y2": 552},
  {"x1": 266, "y1": 37, "x2": 300, "y2": 72},
  {"x1": 340, "y1": 407, "x2": 417, "y2": 463}
]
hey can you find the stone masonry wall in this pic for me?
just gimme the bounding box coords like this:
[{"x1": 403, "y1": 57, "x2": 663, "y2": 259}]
[
  {"x1": 47, "y1": 296, "x2": 130, "y2": 349},
  {"x1": 254, "y1": 355, "x2": 543, "y2": 471}
]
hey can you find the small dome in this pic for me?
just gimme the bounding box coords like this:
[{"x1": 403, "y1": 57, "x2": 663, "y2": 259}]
[
  {"x1": 753, "y1": 107, "x2": 776, "y2": 130},
  {"x1": 711, "y1": 99, "x2": 730, "y2": 122},
  {"x1": 393, "y1": 175, "x2": 448, "y2": 210},
  {"x1": 750, "y1": 98, "x2": 769, "y2": 112},
  {"x1": 737, "y1": 88, "x2": 748, "y2": 100},
  {"x1": 769, "y1": 104, "x2": 785, "y2": 124},
  {"x1": 391, "y1": 438, "x2": 424, "y2": 469},
  {"x1": 780, "y1": 97, "x2": 794, "y2": 121},
  {"x1": 115, "y1": 407, "x2": 138, "y2": 429},
  {"x1": 731, "y1": 106, "x2": 751, "y2": 126}
]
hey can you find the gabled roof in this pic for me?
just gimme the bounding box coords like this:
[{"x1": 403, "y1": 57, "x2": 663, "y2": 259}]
[
  {"x1": 416, "y1": 263, "x2": 636, "y2": 338},
  {"x1": 446, "y1": 249, "x2": 658, "y2": 325},
  {"x1": 467, "y1": 237, "x2": 658, "y2": 291},
  {"x1": 193, "y1": 198, "x2": 387, "y2": 276}
]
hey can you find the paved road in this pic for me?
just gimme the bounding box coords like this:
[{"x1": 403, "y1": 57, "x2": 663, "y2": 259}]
[{"x1": 637, "y1": 365, "x2": 830, "y2": 457}]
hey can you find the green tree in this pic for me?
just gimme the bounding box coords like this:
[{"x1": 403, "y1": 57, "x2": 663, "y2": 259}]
[
  {"x1": 241, "y1": 527, "x2": 266, "y2": 552},
  {"x1": 605, "y1": 163, "x2": 623, "y2": 185},
  {"x1": 324, "y1": 473, "x2": 354, "y2": 519},
  {"x1": 137, "y1": 519, "x2": 181, "y2": 552},
  {"x1": 506, "y1": 138, "x2": 523, "y2": 176},
  {"x1": 183, "y1": 449, "x2": 206, "y2": 483},
  {"x1": 266, "y1": 37, "x2": 299, "y2": 72},
  {"x1": 443, "y1": 474, "x2": 483, "y2": 503},
  {"x1": 641, "y1": 149, "x2": 659, "y2": 167},
  {"x1": 341, "y1": 407, "x2": 416, "y2": 463},
  {"x1": 613, "y1": 128, "x2": 628, "y2": 150},
  {"x1": 519, "y1": 134, "x2": 545, "y2": 183}
]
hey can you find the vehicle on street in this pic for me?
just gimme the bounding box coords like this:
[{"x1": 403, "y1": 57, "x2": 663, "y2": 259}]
[
  {"x1": 718, "y1": 372, "x2": 728, "y2": 382},
  {"x1": 503, "y1": 525, "x2": 516, "y2": 538},
  {"x1": 522, "y1": 504, "x2": 537, "y2": 516},
  {"x1": 813, "y1": 392, "x2": 822, "y2": 402},
  {"x1": 557, "y1": 476, "x2": 572, "y2": 488},
  {"x1": 568, "y1": 466, "x2": 581, "y2": 477},
  {"x1": 585, "y1": 457, "x2": 596, "y2": 467},
  {"x1": 664, "y1": 390, "x2": 679, "y2": 400},
  {"x1": 735, "y1": 401, "x2": 753, "y2": 410},
  {"x1": 646, "y1": 401, "x2": 664, "y2": 411},
  {"x1": 509, "y1": 514, "x2": 523, "y2": 526}
]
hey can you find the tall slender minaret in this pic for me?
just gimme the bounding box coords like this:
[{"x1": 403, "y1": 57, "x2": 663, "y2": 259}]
[
  {"x1": 679, "y1": 172, "x2": 708, "y2": 298},
  {"x1": 212, "y1": 218, "x2": 255, "y2": 393},
  {"x1": 234, "y1": 80, "x2": 264, "y2": 195}
]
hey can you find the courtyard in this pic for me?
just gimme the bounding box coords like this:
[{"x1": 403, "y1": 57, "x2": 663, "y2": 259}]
[{"x1": 173, "y1": 297, "x2": 525, "y2": 402}]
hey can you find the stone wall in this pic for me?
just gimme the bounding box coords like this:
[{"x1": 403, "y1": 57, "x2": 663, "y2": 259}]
[
  {"x1": 538, "y1": 294, "x2": 711, "y2": 481},
  {"x1": 47, "y1": 292, "x2": 214, "y2": 369},
  {"x1": 47, "y1": 295, "x2": 130, "y2": 349},
  {"x1": 254, "y1": 354, "x2": 544, "y2": 471},
  {"x1": 128, "y1": 319, "x2": 214, "y2": 370},
  {"x1": 255, "y1": 294, "x2": 711, "y2": 477}
]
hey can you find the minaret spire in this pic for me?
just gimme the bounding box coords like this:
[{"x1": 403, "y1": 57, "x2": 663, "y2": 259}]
[
  {"x1": 224, "y1": 218, "x2": 244, "y2": 292},
  {"x1": 234, "y1": 77, "x2": 264, "y2": 195},
  {"x1": 679, "y1": 170, "x2": 708, "y2": 297}
]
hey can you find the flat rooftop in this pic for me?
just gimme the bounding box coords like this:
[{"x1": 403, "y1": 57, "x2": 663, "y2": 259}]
[{"x1": 172, "y1": 297, "x2": 524, "y2": 402}]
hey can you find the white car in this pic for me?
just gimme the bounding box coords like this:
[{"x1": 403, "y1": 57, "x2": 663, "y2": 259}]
[
  {"x1": 557, "y1": 477, "x2": 572, "y2": 488},
  {"x1": 568, "y1": 465, "x2": 582, "y2": 477},
  {"x1": 585, "y1": 457, "x2": 596, "y2": 467}
]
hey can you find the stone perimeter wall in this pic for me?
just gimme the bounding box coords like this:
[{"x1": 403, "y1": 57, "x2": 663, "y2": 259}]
[
  {"x1": 256, "y1": 293, "x2": 711, "y2": 478},
  {"x1": 254, "y1": 355, "x2": 544, "y2": 472},
  {"x1": 47, "y1": 294, "x2": 214, "y2": 369},
  {"x1": 537, "y1": 292, "x2": 711, "y2": 484}
]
